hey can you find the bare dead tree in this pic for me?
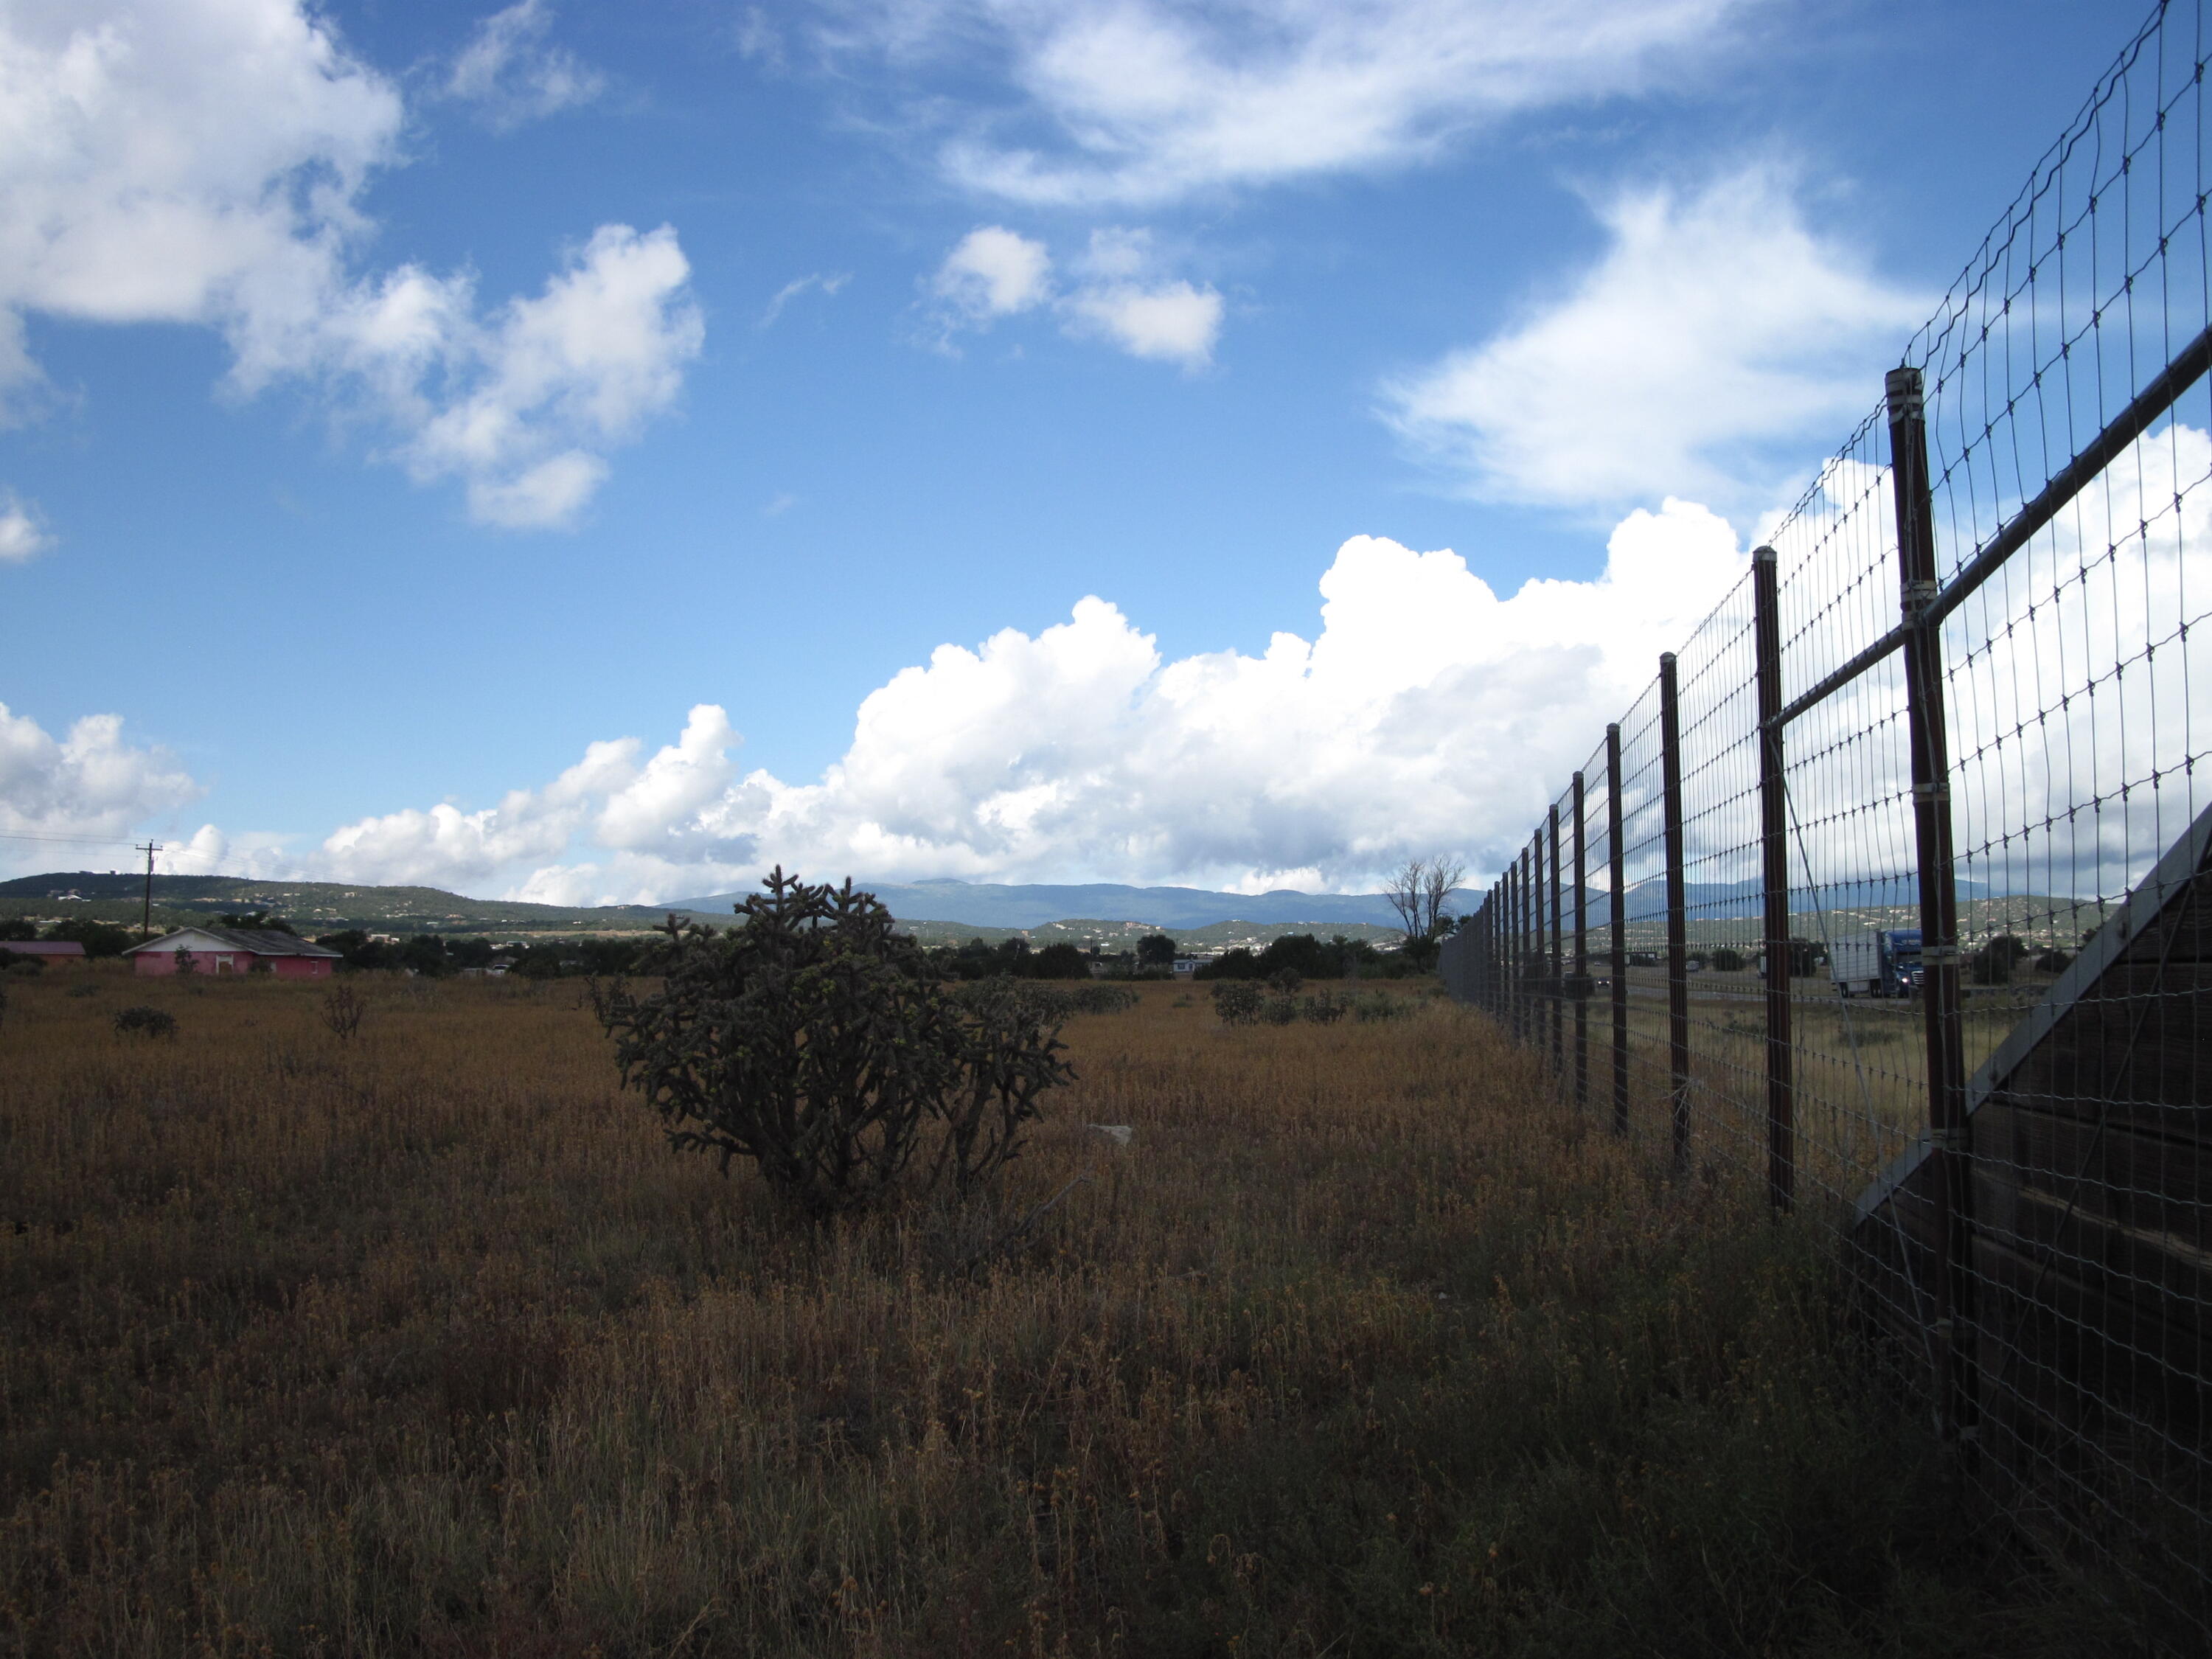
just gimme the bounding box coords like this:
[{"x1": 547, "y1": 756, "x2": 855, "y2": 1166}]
[
  {"x1": 1386, "y1": 855, "x2": 1469, "y2": 943},
  {"x1": 1422, "y1": 856, "x2": 1468, "y2": 937},
  {"x1": 1385, "y1": 858, "x2": 1428, "y2": 942}
]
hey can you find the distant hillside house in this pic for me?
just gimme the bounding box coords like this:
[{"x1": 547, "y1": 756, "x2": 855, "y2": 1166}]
[
  {"x1": 1, "y1": 940, "x2": 86, "y2": 962},
  {"x1": 123, "y1": 927, "x2": 342, "y2": 978}
]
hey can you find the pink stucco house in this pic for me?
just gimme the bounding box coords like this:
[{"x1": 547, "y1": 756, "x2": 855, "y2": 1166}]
[{"x1": 124, "y1": 926, "x2": 342, "y2": 979}]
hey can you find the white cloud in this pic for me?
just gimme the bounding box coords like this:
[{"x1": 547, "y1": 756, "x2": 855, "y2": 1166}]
[
  {"x1": 1064, "y1": 279, "x2": 1221, "y2": 367},
  {"x1": 933, "y1": 226, "x2": 1054, "y2": 320},
  {"x1": 0, "y1": 1, "x2": 698, "y2": 526},
  {"x1": 319, "y1": 735, "x2": 642, "y2": 887},
  {"x1": 349, "y1": 223, "x2": 706, "y2": 529},
  {"x1": 829, "y1": 0, "x2": 1751, "y2": 206},
  {"x1": 733, "y1": 7, "x2": 785, "y2": 69},
  {"x1": 759, "y1": 271, "x2": 851, "y2": 327},
  {"x1": 0, "y1": 703, "x2": 204, "y2": 873},
  {"x1": 1383, "y1": 167, "x2": 1927, "y2": 515},
  {"x1": 0, "y1": 491, "x2": 52, "y2": 562},
  {"x1": 931, "y1": 223, "x2": 1223, "y2": 366},
  {"x1": 444, "y1": 0, "x2": 605, "y2": 131},
  {"x1": 314, "y1": 501, "x2": 1751, "y2": 900}
]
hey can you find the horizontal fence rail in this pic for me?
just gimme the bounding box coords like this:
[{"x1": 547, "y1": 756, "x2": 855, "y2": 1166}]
[{"x1": 1440, "y1": 0, "x2": 2212, "y2": 1635}]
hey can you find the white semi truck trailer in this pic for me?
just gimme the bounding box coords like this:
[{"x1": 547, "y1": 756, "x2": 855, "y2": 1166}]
[{"x1": 1829, "y1": 928, "x2": 1924, "y2": 998}]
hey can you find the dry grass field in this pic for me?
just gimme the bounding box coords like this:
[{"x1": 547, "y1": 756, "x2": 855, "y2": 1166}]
[{"x1": 0, "y1": 967, "x2": 2113, "y2": 1656}]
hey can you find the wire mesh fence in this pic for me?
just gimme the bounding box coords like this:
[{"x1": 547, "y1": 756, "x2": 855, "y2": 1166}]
[{"x1": 1440, "y1": 0, "x2": 2212, "y2": 1633}]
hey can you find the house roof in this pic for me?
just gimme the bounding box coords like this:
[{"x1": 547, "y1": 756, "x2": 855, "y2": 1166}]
[
  {"x1": 1, "y1": 939, "x2": 87, "y2": 957},
  {"x1": 123, "y1": 926, "x2": 343, "y2": 959}
]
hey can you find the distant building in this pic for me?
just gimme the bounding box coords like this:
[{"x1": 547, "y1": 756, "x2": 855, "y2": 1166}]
[
  {"x1": 123, "y1": 927, "x2": 342, "y2": 979},
  {"x1": 1172, "y1": 956, "x2": 1200, "y2": 978},
  {"x1": 1, "y1": 940, "x2": 87, "y2": 963}
]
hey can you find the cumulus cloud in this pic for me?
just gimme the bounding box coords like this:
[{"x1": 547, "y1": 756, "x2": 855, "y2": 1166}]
[
  {"x1": 0, "y1": 703, "x2": 204, "y2": 872},
  {"x1": 324, "y1": 223, "x2": 706, "y2": 529},
  {"x1": 316, "y1": 501, "x2": 1752, "y2": 901},
  {"x1": 1383, "y1": 167, "x2": 1927, "y2": 515},
  {"x1": 0, "y1": 0, "x2": 698, "y2": 526},
  {"x1": 443, "y1": 0, "x2": 605, "y2": 131},
  {"x1": 0, "y1": 491, "x2": 52, "y2": 562},
  {"x1": 1063, "y1": 279, "x2": 1220, "y2": 366},
  {"x1": 930, "y1": 223, "x2": 1223, "y2": 366},
  {"x1": 827, "y1": 0, "x2": 1751, "y2": 206},
  {"x1": 320, "y1": 732, "x2": 644, "y2": 887},
  {"x1": 933, "y1": 226, "x2": 1054, "y2": 320}
]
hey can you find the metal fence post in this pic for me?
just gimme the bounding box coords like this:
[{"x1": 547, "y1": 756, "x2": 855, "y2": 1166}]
[
  {"x1": 1529, "y1": 832, "x2": 1545, "y2": 1054},
  {"x1": 1660, "y1": 652, "x2": 1691, "y2": 1178},
  {"x1": 1489, "y1": 885, "x2": 1503, "y2": 1018},
  {"x1": 1548, "y1": 802, "x2": 1564, "y2": 1078},
  {"x1": 1514, "y1": 847, "x2": 1530, "y2": 1043},
  {"x1": 1500, "y1": 869, "x2": 1513, "y2": 1031},
  {"x1": 1888, "y1": 364, "x2": 1975, "y2": 1440},
  {"x1": 1753, "y1": 545, "x2": 1795, "y2": 1214},
  {"x1": 1606, "y1": 723, "x2": 1629, "y2": 1136},
  {"x1": 1572, "y1": 771, "x2": 1589, "y2": 1114},
  {"x1": 1475, "y1": 891, "x2": 1489, "y2": 1013}
]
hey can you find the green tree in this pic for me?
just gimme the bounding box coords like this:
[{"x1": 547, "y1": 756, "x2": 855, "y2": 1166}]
[
  {"x1": 597, "y1": 869, "x2": 1072, "y2": 1218},
  {"x1": 1972, "y1": 934, "x2": 2031, "y2": 985},
  {"x1": 1027, "y1": 942, "x2": 1093, "y2": 980},
  {"x1": 445, "y1": 936, "x2": 497, "y2": 970},
  {"x1": 1194, "y1": 947, "x2": 1259, "y2": 981},
  {"x1": 217, "y1": 911, "x2": 297, "y2": 935},
  {"x1": 1135, "y1": 933, "x2": 1176, "y2": 968},
  {"x1": 315, "y1": 930, "x2": 400, "y2": 972},
  {"x1": 41, "y1": 918, "x2": 133, "y2": 957}
]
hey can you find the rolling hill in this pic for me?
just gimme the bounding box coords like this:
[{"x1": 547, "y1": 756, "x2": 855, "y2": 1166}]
[
  {"x1": 664, "y1": 877, "x2": 1421, "y2": 931},
  {"x1": 1, "y1": 871, "x2": 1422, "y2": 945}
]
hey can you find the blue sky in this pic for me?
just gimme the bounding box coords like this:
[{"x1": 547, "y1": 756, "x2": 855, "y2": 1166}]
[{"x1": 0, "y1": 0, "x2": 2149, "y2": 902}]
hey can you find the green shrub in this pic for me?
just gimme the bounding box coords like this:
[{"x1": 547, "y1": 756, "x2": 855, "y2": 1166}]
[
  {"x1": 114, "y1": 1006, "x2": 177, "y2": 1039},
  {"x1": 949, "y1": 979, "x2": 1138, "y2": 1021},
  {"x1": 1211, "y1": 981, "x2": 1265, "y2": 1025},
  {"x1": 1300, "y1": 989, "x2": 1349, "y2": 1024},
  {"x1": 1065, "y1": 983, "x2": 1140, "y2": 1015},
  {"x1": 597, "y1": 870, "x2": 1073, "y2": 1218},
  {"x1": 1214, "y1": 982, "x2": 1356, "y2": 1026},
  {"x1": 1351, "y1": 990, "x2": 1412, "y2": 1023}
]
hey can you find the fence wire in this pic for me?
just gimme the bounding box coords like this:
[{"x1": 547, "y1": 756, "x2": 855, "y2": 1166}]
[{"x1": 1441, "y1": 0, "x2": 2212, "y2": 1635}]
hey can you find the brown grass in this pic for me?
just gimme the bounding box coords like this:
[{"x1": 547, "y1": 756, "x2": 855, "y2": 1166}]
[{"x1": 0, "y1": 967, "x2": 2108, "y2": 1655}]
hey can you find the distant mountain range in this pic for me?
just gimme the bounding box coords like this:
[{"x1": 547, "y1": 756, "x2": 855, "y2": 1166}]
[
  {"x1": 1, "y1": 870, "x2": 1425, "y2": 939},
  {"x1": 666, "y1": 877, "x2": 1422, "y2": 931},
  {"x1": 1614, "y1": 875, "x2": 1992, "y2": 922},
  {"x1": 2, "y1": 868, "x2": 2017, "y2": 942}
]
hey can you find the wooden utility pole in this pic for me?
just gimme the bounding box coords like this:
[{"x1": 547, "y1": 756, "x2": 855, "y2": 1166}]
[{"x1": 136, "y1": 842, "x2": 161, "y2": 939}]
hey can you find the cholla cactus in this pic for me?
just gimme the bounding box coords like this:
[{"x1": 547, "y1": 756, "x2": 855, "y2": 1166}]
[{"x1": 596, "y1": 869, "x2": 1072, "y2": 1218}]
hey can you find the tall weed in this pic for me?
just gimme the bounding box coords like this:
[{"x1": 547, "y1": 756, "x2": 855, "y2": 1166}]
[{"x1": 0, "y1": 966, "x2": 2117, "y2": 1655}]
